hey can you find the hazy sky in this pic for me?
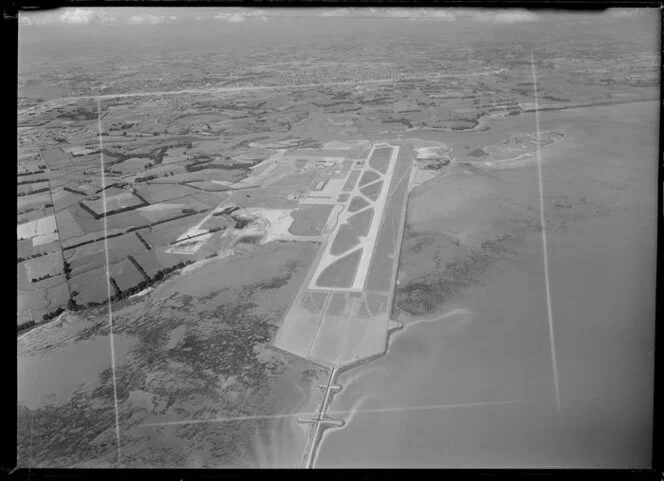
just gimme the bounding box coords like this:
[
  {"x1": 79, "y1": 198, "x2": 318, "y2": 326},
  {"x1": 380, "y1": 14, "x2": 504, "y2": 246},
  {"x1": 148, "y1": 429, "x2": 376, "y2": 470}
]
[
  {"x1": 18, "y1": 7, "x2": 658, "y2": 69},
  {"x1": 19, "y1": 6, "x2": 651, "y2": 27}
]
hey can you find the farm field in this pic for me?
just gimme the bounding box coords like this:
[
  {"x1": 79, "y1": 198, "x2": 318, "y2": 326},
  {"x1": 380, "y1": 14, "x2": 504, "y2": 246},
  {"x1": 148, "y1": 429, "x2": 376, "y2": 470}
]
[
  {"x1": 82, "y1": 191, "x2": 147, "y2": 217},
  {"x1": 17, "y1": 214, "x2": 57, "y2": 240},
  {"x1": 69, "y1": 265, "x2": 112, "y2": 305},
  {"x1": 25, "y1": 251, "x2": 64, "y2": 281},
  {"x1": 65, "y1": 232, "x2": 147, "y2": 277}
]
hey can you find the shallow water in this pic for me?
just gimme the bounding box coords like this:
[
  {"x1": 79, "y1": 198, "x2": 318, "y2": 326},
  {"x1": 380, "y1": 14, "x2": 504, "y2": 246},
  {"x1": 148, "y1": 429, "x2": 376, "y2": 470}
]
[
  {"x1": 315, "y1": 102, "x2": 656, "y2": 468},
  {"x1": 18, "y1": 333, "x2": 138, "y2": 410},
  {"x1": 317, "y1": 212, "x2": 654, "y2": 468},
  {"x1": 249, "y1": 372, "x2": 322, "y2": 468}
]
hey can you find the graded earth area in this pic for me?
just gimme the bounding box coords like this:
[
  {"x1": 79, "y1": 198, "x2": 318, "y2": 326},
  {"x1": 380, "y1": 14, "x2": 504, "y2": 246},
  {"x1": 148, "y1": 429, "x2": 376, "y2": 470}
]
[
  {"x1": 315, "y1": 101, "x2": 656, "y2": 468},
  {"x1": 17, "y1": 242, "x2": 328, "y2": 468}
]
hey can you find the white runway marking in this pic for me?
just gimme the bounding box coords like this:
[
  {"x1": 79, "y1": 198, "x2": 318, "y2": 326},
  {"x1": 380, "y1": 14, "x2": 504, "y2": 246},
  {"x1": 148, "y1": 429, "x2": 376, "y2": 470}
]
[
  {"x1": 97, "y1": 97, "x2": 123, "y2": 465},
  {"x1": 531, "y1": 52, "x2": 562, "y2": 417},
  {"x1": 387, "y1": 166, "x2": 410, "y2": 198}
]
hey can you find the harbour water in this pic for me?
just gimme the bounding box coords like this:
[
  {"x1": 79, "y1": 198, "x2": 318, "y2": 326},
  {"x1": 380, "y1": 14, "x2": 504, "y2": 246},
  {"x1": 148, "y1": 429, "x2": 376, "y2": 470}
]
[{"x1": 314, "y1": 102, "x2": 657, "y2": 468}]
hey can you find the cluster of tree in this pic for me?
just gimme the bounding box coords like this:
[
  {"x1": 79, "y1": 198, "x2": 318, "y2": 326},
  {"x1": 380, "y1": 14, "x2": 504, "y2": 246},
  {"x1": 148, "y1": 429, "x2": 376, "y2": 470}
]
[
  {"x1": 18, "y1": 206, "x2": 37, "y2": 215},
  {"x1": 66, "y1": 260, "x2": 194, "y2": 311},
  {"x1": 184, "y1": 159, "x2": 249, "y2": 173},
  {"x1": 17, "y1": 170, "x2": 45, "y2": 177},
  {"x1": 17, "y1": 320, "x2": 36, "y2": 333},
  {"x1": 134, "y1": 174, "x2": 158, "y2": 183},
  {"x1": 31, "y1": 273, "x2": 54, "y2": 283},
  {"x1": 56, "y1": 107, "x2": 97, "y2": 121},
  {"x1": 63, "y1": 260, "x2": 72, "y2": 279},
  {"x1": 231, "y1": 215, "x2": 252, "y2": 229},
  {"x1": 42, "y1": 306, "x2": 65, "y2": 322},
  {"x1": 420, "y1": 158, "x2": 451, "y2": 170},
  {"x1": 148, "y1": 146, "x2": 170, "y2": 164},
  {"x1": 17, "y1": 251, "x2": 48, "y2": 264},
  {"x1": 17, "y1": 179, "x2": 47, "y2": 186},
  {"x1": 383, "y1": 117, "x2": 414, "y2": 128},
  {"x1": 64, "y1": 186, "x2": 87, "y2": 195},
  {"x1": 184, "y1": 157, "x2": 211, "y2": 171},
  {"x1": 134, "y1": 232, "x2": 151, "y2": 250},
  {"x1": 17, "y1": 187, "x2": 49, "y2": 197},
  {"x1": 102, "y1": 143, "x2": 171, "y2": 166},
  {"x1": 101, "y1": 148, "x2": 130, "y2": 162},
  {"x1": 212, "y1": 206, "x2": 239, "y2": 217}
]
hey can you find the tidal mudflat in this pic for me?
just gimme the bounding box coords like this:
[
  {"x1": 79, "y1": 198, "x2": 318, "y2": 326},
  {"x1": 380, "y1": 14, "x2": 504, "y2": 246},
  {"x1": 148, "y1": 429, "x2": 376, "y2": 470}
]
[{"x1": 315, "y1": 101, "x2": 656, "y2": 468}]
